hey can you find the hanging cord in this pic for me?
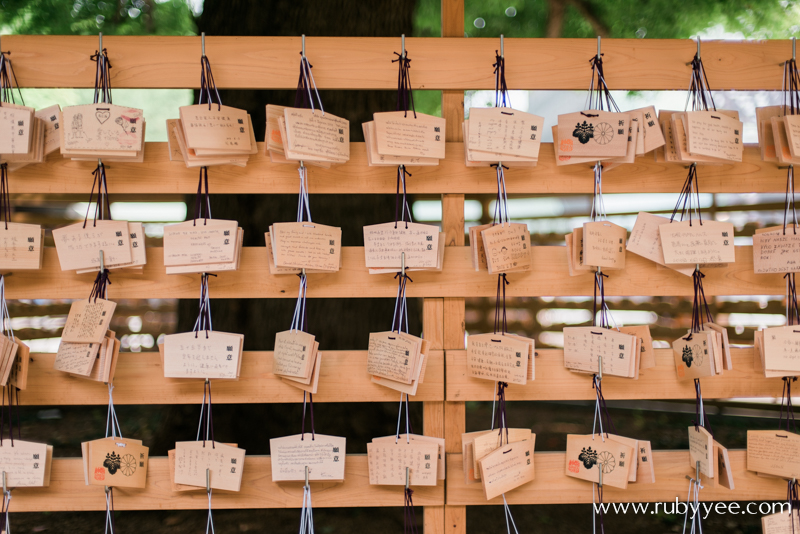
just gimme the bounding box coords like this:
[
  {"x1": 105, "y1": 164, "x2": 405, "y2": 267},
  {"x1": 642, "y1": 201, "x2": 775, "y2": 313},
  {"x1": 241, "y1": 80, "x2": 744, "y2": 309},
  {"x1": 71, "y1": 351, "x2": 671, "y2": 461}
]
[
  {"x1": 788, "y1": 478, "x2": 800, "y2": 534},
  {"x1": 192, "y1": 274, "x2": 215, "y2": 337},
  {"x1": 297, "y1": 165, "x2": 312, "y2": 223},
  {"x1": 199, "y1": 55, "x2": 222, "y2": 110},
  {"x1": 295, "y1": 53, "x2": 324, "y2": 114},
  {"x1": 687, "y1": 266, "x2": 714, "y2": 437},
  {"x1": 670, "y1": 164, "x2": 703, "y2": 226},
  {"x1": 300, "y1": 471, "x2": 314, "y2": 534},
  {"x1": 83, "y1": 162, "x2": 111, "y2": 228},
  {"x1": 394, "y1": 392, "x2": 413, "y2": 444},
  {"x1": 493, "y1": 274, "x2": 509, "y2": 335},
  {"x1": 393, "y1": 48, "x2": 415, "y2": 118},
  {"x1": 404, "y1": 474, "x2": 418, "y2": 534},
  {"x1": 104, "y1": 484, "x2": 115, "y2": 534},
  {"x1": 783, "y1": 53, "x2": 800, "y2": 116},
  {"x1": 681, "y1": 463, "x2": 703, "y2": 534},
  {"x1": 290, "y1": 271, "x2": 308, "y2": 333},
  {"x1": 585, "y1": 53, "x2": 619, "y2": 112},
  {"x1": 194, "y1": 166, "x2": 212, "y2": 224},
  {"x1": 300, "y1": 392, "x2": 315, "y2": 440},
  {"x1": 394, "y1": 165, "x2": 413, "y2": 229},
  {"x1": 391, "y1": 269, "x2": 412, "y2": 335},
  {"x1": 493, "y1": 50, "x2": 509, "y2": 108},
  {"x1": 686, "y1": 51, "x2": 715, "y2": 113},
  {"x1": 590, "y1": 163, "x2": 606, "y2": 222},
  {"x1": 90, "y1": 47, "x2": 112, "y2": 105},
  {"x1": 490, "y1": 164, "x2": 510, "y2": 226},
  {"x1": 195, "y1": 378, "x2": 215, "y2": 447},
  {"x1": 0, "y1": 51, "x2": 24, "y2": 106},
  {"x1": 781, "y1": 376, "x2": 798, "y2": 433},
  {"x1": 0, "y1": 164, "x2": 9, "y2": 230}
]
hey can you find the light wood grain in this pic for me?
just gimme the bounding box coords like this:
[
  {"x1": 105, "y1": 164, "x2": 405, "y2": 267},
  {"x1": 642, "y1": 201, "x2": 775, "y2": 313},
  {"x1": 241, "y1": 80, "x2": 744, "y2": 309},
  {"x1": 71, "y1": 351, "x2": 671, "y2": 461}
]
[
  {"x1": 4, "y1": 36, "x2": 794, "y2": 90},
  {"x1": 447, "y1": 348, "x2": 777, "y2": 401},
  {"x1": 9, "y1": 455, "x2": 444, "y2": 511},
  {"x1": 9, "y1": 246, "x2": 786, "y2": 299},
  {"x1": 21, "y1": 351, "x2": 443, "y2": 405},
  {"x1": 446, "y1": 450, "x2": 784, "y2": 505},
  {"x1": 11, "y1": 144, "x2": 790, "y2": 194}
]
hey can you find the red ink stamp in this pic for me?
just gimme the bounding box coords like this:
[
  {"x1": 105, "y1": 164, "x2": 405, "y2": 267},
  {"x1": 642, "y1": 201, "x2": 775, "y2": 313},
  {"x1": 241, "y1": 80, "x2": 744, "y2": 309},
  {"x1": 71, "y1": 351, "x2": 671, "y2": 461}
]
[
  {"x1": 560, "y1": 139, "x2": 573, "y2": 152},
  {"x1": 94, "y1": 467, "x2": 105, "y2": 481},
  {"x1": 568, "y1": 460, "x2": 580, "y2": 474}
]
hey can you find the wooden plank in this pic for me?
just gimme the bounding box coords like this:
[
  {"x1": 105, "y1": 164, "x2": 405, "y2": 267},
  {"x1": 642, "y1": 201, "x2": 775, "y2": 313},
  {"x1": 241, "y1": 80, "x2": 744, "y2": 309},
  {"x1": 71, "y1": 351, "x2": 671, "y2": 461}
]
[
  {"x1": 442, "y1": 0, "x2": 465, "y2": 38},
  {"x1": 11, "y1": 246, "x2": 785, "y2": 299},
  {"x1": 441, "y1": 195, "x2": 465, "y2": 247},
  {"x1": 4, "y1": 36, "x2": 794, "y2": 90},
  {"x1": 423, "y1": 298, "x2": 445, "y2": 351},
  {"x1": 10, "y1": 144, "x2": 788, "y2": 195},
  {"x1": 21, "y1": 350, "x2": 444, "y2": 405},
  {"x1": 448, "y1": 348, "x2": 775, "y2": 401},
  {"x1": 442, "y1": 91, "x2": 464, "y2": 143},
  {"x1": 447, "y1": 450, "x2": 783, "y2": 505},
  {"x1": 9, "y1": 455, "x2": 444, "y2": 511}
]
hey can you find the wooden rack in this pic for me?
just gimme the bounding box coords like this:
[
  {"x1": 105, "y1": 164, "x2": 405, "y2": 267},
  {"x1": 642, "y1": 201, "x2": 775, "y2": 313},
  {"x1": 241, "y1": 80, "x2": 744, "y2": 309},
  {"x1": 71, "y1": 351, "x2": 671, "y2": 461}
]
[{"x1": 3, "y1": 2, "x2": 795, "y2": 530}]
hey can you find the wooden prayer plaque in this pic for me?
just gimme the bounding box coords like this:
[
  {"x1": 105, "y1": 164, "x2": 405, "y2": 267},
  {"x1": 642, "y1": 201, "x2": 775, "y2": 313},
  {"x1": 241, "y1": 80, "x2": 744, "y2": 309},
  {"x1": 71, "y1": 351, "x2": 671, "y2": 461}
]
[
  {"x1": 478, "y1": 439, "x2": 535, "y2": 500},
  {"x1": 565, "y1": 434, "x2": 633, "y2": 489},
  {"x1": 270, "y1": 433, "x2": 346, "y2": 482}
]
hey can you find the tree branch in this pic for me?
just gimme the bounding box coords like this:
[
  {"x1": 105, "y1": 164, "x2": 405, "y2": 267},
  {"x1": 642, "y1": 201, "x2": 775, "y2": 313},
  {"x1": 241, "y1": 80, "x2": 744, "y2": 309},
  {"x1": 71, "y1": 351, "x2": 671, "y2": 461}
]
[
  {"x1": 566, "y1": 0, "x2": 610, "y2": 37},
  {"x1": 546, "y1": 0, "x2": 566, "y2": 38}
]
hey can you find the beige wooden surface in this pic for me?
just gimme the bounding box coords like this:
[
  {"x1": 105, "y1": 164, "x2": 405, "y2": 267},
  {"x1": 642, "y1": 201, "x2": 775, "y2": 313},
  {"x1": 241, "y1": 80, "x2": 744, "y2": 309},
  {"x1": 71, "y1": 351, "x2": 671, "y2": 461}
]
[
  {"x1": 20, "y1": 350, "x2": 443, "y2": 405},
  {"x1": 4, "y1": 36, "x2": 794, "y2": 90},
  {"x1": 11, "y1": 143, "x2": 790, "y2": 194},
  {"x1": 10, "y1": 246, "x2": 786, "y2": 299},
  {"x1": 9, "y1": 455, "x2": 444, "y2": 511},
  {"x1": 447, "y1": 348, "x2": 777, "y2": 401},
  {"x1": 447, "y1": 450, "x2": 784, "y2": 505}
]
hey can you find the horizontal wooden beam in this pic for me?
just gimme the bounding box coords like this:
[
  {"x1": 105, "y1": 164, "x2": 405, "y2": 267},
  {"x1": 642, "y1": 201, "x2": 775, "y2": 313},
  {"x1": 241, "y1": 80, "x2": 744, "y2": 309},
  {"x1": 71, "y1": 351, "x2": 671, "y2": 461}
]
[
  {"x1": 447, "y1": 348, "x2": 774, "y2": 402},
  {"x1": 6, "y1": 246, "x2": 784, "y2": 300},
  {"x1": 11, "y1": 455, "x2": 444, "y2": 511},
  {"x1": 22, "y1": 350, "x2": 443, "y2": 405},
  {"x1": 446, "y1": 450, "x2": 783, "y2": 505},
  {"x1": 4, "y1": 36, "x2": 793, "y2": 90},
  {"x1": 10, "y1": 144, "x2": 788, "y2": 195}
]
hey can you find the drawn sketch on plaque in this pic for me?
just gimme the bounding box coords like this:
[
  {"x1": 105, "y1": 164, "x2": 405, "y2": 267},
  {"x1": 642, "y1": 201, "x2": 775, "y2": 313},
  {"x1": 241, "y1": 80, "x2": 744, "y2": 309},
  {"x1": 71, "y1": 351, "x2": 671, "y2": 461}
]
[
  {"x1": 270, "y1": 433, "x2": 346, "y2": 482},
  {"x1": 61, "y1": 104, "x2": 144, "y2": 152}
]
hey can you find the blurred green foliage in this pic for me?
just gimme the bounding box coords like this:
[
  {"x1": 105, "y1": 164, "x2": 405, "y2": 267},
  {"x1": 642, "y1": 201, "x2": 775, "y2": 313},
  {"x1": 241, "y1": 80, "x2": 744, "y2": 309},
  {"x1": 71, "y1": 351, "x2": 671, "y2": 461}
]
[{"x1": 0, "y1": 0, "x2": 196, "y2": 35}]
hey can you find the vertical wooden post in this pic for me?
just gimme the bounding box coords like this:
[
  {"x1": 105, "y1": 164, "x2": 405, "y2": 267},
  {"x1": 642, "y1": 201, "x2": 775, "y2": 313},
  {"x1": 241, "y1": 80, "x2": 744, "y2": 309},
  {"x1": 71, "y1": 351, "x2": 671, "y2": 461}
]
[
  {"x1": 423, "y1": 298, "x2": 445, "y2": 534},
  {"x1": 440, "y1": 1, "x2": 467, "y2": 534}
]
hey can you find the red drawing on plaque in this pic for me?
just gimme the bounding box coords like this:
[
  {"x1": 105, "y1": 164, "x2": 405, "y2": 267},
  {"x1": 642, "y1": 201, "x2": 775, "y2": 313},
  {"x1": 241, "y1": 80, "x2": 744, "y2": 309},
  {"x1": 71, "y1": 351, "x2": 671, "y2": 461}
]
[
  {"x1": 560, "y1": 139, "x2": 574, "y2": 152},
  {"x1": 94, "y1": 467, "x2": 105, "y2": 481},
  {"x1": 568, "y1": 460, "x2": 580, "y2": 474}
]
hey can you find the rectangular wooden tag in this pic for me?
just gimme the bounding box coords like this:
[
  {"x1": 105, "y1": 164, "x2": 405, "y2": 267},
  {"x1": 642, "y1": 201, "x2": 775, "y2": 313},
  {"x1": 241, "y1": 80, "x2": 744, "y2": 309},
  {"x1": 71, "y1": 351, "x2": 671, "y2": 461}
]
[
  {"x1": 273, "y1": 330, "x2": 316, "y2": 379},
  {"x1": 604, "y1": 434, "x2": 638, "y2": 482},
  {"x1": 0, "y1": 222, "x2": 43, "y2": 270},
  {"x1": 467, "y1": 107, "x2": 544, "y2": 158},
  {"x1": 282, "y1": 347, "x2": 322, "y2": 394},
  {"x1": 282, "y1": 108, "x2": 349, "y2": 161},
  {"x1": 685, "y1": 111, "x2": 743, "y2": 161},
  {"x1": 363, "y1": 121, "x2": 440, "y2": 166},
  {"x1": 270, "y1": 433, "x2": 346, "y2": 482},
  {"x1": 372, "y1": 434, "x2": 445, "y2": 481},
  {"x1": 0, "y1": 105, "x2": 33, "y2": 154},
  {"x1": 466, "y1": 333, "x2": 529, "y2": 385},
  {"x1": 753, "y1": 230, "x2": 800, "y2": 273},
  {"x1": 626, "y1": 212, "x2": 690, "y2": 276},
  {"x1": 714, "y1": 440, "x2": 734, "y2": 490},
  {"x1": 367, "y1": 439, "x2": 438, "y2": 486},
  {"x1": 659, "y1": 220, "x2": 735, "y2": 265},
  {"x1": 470, "y1": 223, "x2": 493, "y2": 271},
  {"x1": 631, "y1": 440, "x2": 655, "y2": 484},
  {"x1": 772, "y1": 116, "x2": 800, "y2": 164},
  {"x1": 481, "y1": 223, "x2": 531, "y2": 274},
  {"x1": 618, "y1": 325, "x2": 655, "y2": 370},
  {"x1": 582, "y1": 221, "x2": 627, "y2": 269},
  {"x1": 179, "y1": 104, "x2": 250, "y2": 150},
  {"x1": 373, "y1": 111, "x2": 446, "y2": 160},
  {"x1": 657, "y1": 111, "x2": 680, "y2": 162},
  {"x1": 35, "y1": 104, "x2": 61, "y2": 155},
  {"x1": 61, "y1": 104, "x2": 143, "y2": 152},
  {"x1": 86, "y1": 437, "x2": 148, "y2": 488},
  {"x1": 8, "y1": 340, "x2": 30, "y2": 390},
  {"x1": 749, "y1": 430, "x2": 800, "y2": 480},
  {"x1": 631, "y1": 106, "x2": 665, "y2": 154},
  {"x1": 472, "y1": 428, "x2": 532, "y2": 480},
  {"x1": 271, "y1": 222, "x2": 341, "y2": 272},
  {"x1": 688, "y1": 425, "x2": 715, "y2": 478},
  {"x1": 54, "y1": 340, "x2": 100, "y2": 376},
  {"x1": 784, "y1": 115, "x2": 800, "y2": 158},
  {"x1": 479, "y1": 439, "x2": 535, "y2": 500},
  {"x1": 163, "y1": 331, "x2": 242, "y2": 379},
  {"x1": 363, "y1": 222, "x2": 440, "y2": 269},
  {"x1": 762, "y1": 510, "x2": 800, "y2": 534},
  {"x1": 557, "y1": 111, "x2": 630, "y2": 158},
  {"x1": 763, "y1": 326, "x2": 800, "y2": 372},
  {"x1": 53, "y1": 220, "x2": 132, "y2": 271},
  {"x1": 563, "y1": 326, "x2": 636, "y2": 377},
  {"x1": 565, "y1": 434, "x2": 633, "y2": 489},
  {"x1": 163, "y1": 219, "x2": 238, "y2": 267},
  {"x1": 61, "y1": 298, "x2": 116, "y2": 344},
  {"x1": 173, "y1": 441, "x2": 245, "y2": 492},
  {"x1": 462, "y1": 431, "x2": 492, "y2": 485},
  {"x1": 0, "y1": 440, "x2": 49, "y2": 487},
  {"x1": 672, "y1": 331, "x2": 715, "y2": 380},
  {"x1": 367, "y1": 331, "x2": 420, "y2": 384}
]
